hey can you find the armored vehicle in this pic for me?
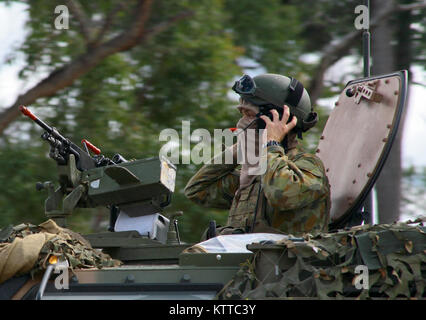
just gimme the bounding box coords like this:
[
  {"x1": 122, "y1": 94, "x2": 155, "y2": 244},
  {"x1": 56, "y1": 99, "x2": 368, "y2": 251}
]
[{"x1": 1, "y1": 70, "x2": 425, "y2": 300}]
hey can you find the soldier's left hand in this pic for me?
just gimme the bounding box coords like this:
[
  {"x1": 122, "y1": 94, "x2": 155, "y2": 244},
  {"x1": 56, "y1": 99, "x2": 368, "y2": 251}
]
[{"x1": 260, "y1": 105, "x2": 297, "y2": 143}]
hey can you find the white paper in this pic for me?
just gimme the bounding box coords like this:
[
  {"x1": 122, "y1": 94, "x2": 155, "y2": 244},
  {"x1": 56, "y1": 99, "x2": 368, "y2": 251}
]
[
  {"x1": 114, "y1": 211, "x2": 165, "y2": 237},
  {"x1": 195, "y1": 233, "x2": 289, "y2": 253}
]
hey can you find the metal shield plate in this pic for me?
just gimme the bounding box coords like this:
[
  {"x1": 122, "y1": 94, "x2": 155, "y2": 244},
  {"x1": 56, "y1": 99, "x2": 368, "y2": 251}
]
[{"x1": 316, "y1": 71, "x2": 407, "y2": 224}]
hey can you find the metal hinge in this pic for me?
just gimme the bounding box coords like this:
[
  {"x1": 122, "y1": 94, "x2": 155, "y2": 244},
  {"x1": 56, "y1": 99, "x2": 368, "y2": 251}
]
[{"x1": 353, "y1": 81, "x2": 383, "y2": 104}]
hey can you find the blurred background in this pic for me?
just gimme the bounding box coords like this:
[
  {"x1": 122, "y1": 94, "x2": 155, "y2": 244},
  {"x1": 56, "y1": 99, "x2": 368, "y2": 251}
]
[{"x1": 0, "y1": 0, "x2": 425, "y2": 242}]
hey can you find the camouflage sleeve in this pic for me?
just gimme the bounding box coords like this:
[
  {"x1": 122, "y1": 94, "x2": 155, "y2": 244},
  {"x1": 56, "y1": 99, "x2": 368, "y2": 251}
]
[
  {"x1": 262, "y1": 145, "x2": 327, "y2": 210},
  {"x1": 184, "y1": 150, "x2": 240, "y2": 209}
]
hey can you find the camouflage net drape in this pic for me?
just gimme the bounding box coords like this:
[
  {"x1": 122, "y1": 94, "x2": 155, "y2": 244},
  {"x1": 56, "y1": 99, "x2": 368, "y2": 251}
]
[
  {"x1": 217, "y1": 220, "x2": 426, "y2": 299},
  {"x1": 0, "y1": 219, "x2": 120, "y2": 283}
]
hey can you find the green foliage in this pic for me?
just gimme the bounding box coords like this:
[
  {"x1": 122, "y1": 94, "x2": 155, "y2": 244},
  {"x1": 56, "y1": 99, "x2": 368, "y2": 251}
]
[
  {"x1": 0, "y1": 0, "x2": 244, "y2": 242},
  {"x1": 1, "y1": 0, "x2": 424, "y2": 242},
  {"x1": 0, "y1": 142, "x2": 54, "y2": 225},
  {"x1": 223, "y1": 0, "x2": 305, "y2": 74}
]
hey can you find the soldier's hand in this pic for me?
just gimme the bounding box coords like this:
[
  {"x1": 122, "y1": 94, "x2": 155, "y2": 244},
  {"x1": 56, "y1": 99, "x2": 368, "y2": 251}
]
[{"x1": 260, "y1": 105, "x2": 297, "y2": 143}]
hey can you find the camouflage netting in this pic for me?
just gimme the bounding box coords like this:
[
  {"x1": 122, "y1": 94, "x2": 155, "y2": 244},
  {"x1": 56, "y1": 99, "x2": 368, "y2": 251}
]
[
  {"x1": 0, "y1": 219, "x2": 121, "y2": 284},
  {"x1": 217, "y1": 220, "x2": 426, "y2": 300}
]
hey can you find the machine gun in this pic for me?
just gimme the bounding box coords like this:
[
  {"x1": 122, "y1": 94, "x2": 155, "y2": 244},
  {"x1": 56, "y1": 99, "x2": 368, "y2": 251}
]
[
  {"x1": 20, "y1": 106, "x2": 118, "y2": 170},
  {"x1": 20, "y1": 106, "x2": 178, "y2": 244}
]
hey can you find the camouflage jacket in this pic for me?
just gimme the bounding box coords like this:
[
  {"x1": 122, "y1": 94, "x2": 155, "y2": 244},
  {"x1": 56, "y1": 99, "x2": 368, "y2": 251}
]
[{"x1": 184, "y1": 144, "x2": 331, "y2": 235}]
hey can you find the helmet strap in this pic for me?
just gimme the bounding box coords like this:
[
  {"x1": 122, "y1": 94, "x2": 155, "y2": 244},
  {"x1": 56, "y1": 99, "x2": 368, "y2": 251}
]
[
  {"x1": 285, "y1": 78, "x2": 304, "y2": 107},
  {"x1": 281, "y1": 136, "x2": 289, "y2": 153}
]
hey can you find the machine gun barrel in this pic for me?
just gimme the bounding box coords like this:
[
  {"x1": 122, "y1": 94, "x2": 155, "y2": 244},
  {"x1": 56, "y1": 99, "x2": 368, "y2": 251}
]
[
  {"x1": 20, "y1": 105, "x2": 84, "y2": 162},
  {"x1": 19, "y1": 105, "x2": 103, "y2": 170},
  {"x1": 20, "y1": 105, "x2": 53, "y2": 133}
]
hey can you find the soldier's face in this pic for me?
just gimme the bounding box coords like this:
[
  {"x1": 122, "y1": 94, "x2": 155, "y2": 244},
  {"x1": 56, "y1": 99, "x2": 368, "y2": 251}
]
[{"x1": 238, "y1": 106, "x2": 257, "y2": 119}]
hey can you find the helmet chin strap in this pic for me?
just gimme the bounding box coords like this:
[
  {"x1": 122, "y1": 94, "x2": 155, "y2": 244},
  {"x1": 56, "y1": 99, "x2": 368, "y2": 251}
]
[
  {"x1": 243, "y1": 118, "x2": 257, "y2": 131},
  {"x1": 282, "y1": 136, "x2": 289, "y2": 153},
  {"x1": 232, "y1": 118, "x2": 257, "y2": 136}
]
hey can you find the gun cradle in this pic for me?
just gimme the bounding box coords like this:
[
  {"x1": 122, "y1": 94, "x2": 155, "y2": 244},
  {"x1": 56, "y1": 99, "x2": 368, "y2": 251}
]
[
  {"x1": 22, "y1": 106, "x2": 180, "y2": 237},
  {"x1": 41, "y1": 155, "x2": 84, "y2": 225},
  {"x1": 40, "y1": 155, "x2": 176, "y2": 227}
]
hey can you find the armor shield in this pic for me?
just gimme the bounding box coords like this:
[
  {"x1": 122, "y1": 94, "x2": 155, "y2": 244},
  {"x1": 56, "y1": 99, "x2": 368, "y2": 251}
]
[{"x1": 316, "y1": 71, "x2": 408, "y2": 227}]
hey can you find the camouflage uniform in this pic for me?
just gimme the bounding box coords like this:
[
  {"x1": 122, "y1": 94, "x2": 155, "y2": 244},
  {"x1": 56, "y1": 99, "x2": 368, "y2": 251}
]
[{"x1": 184, "y1": 144, "x2": 331, "y2": 236}]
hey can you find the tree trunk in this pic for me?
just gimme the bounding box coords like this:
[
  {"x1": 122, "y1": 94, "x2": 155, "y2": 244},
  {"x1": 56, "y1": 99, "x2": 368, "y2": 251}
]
[
  {"x1": 371, "y1": 0, "x2": 401, "y2": 223},
  {"x1": 393, "y1": 0, "x2": 414, "y2": 219}
]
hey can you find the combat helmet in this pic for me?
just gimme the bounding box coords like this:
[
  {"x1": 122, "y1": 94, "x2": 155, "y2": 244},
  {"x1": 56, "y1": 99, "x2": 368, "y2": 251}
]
[{"x1": 232, "y1": 73, "x2": 318, "y2": 137}]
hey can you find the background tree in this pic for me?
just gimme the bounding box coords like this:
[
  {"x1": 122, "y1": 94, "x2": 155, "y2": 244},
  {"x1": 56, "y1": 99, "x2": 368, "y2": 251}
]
[
  {"x1": 0, "y1": 0, "x2": 244, "y2": 239},
  {"x1": 370, "y1": 0, "x2": 426, "y2": 223},
  {"x1": 0, "y1": 0, "x2": 425, "y2": 242},
  {"x1": 284, "y1": 0, "x2": 426, "y2": 224}
]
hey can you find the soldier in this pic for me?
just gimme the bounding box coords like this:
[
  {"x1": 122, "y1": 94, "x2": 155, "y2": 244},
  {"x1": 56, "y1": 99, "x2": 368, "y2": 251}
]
[{"x1": 184, "y1": 74, "x2": 331, "y2": 237}]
